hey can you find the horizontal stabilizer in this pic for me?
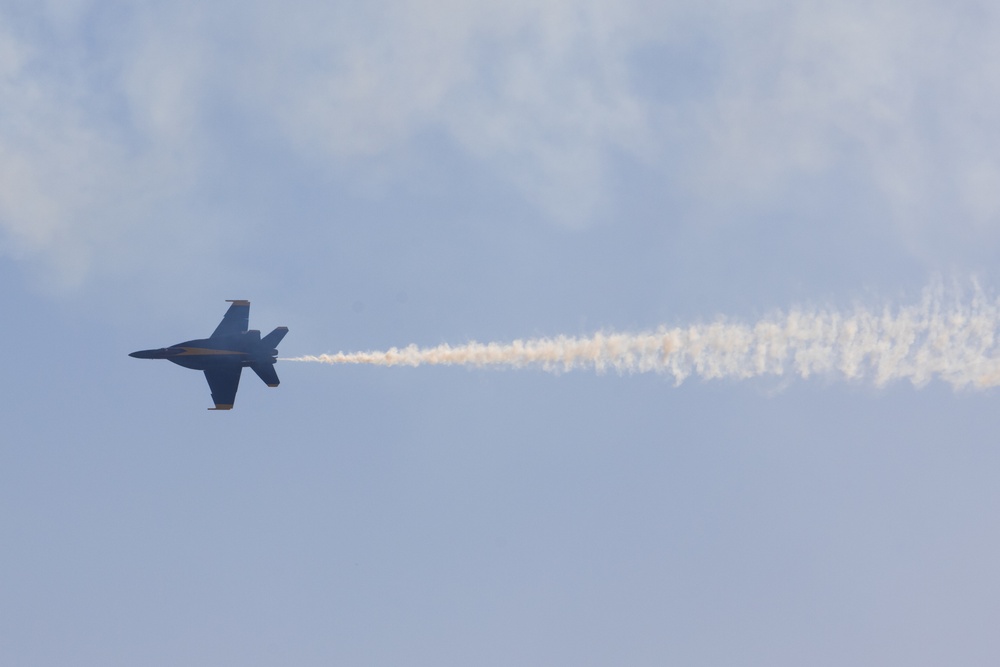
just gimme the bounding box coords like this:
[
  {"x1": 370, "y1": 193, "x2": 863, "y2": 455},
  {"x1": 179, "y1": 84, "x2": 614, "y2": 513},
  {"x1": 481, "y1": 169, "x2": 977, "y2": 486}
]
[
  {"x1": 261, "y1": 326, "x2": 288, "y2": 349},
  {"x1": 251, "y1": 362, "x2": 280, "y2": 387}
]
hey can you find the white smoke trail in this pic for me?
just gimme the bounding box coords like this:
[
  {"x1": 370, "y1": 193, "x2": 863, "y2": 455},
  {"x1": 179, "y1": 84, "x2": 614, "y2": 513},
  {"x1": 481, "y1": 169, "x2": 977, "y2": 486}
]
[{"x1": 284, "y1": 284, "x2": 1000, "y2": 389}]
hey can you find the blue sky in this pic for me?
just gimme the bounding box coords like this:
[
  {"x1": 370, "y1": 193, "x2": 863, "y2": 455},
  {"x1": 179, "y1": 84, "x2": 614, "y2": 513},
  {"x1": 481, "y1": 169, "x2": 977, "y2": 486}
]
[{"x1": 3, "y1": 1, "x2": 1000, "y2": 664}]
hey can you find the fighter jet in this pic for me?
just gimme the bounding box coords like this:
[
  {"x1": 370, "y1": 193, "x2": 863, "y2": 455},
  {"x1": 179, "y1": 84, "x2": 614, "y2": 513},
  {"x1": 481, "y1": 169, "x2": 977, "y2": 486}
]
[{"x1": 130, "y1": 300, "x2": 288, "y2": 410}]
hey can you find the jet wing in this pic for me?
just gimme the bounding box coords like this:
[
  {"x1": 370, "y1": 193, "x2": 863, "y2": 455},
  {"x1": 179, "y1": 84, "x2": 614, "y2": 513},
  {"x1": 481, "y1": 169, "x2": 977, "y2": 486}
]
[
  {"x1": 211, "y1": 300, "x2": 250, "y2": 338},
  {"x1": 204, "y1": 367, "x2": 243, "y2": 410}
]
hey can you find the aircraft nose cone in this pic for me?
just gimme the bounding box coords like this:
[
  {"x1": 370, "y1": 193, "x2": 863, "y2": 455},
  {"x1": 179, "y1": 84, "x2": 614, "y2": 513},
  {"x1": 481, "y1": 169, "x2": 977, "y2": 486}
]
[{"x1": 130, "y1": 348, "x2": 166, "y2": 359}]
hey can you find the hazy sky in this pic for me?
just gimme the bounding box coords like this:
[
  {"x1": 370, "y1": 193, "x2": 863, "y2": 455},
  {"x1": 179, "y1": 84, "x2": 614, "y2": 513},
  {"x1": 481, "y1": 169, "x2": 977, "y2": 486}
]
[{"x1": 4, "y1": 2, "x2": 1000, "y2": 665}]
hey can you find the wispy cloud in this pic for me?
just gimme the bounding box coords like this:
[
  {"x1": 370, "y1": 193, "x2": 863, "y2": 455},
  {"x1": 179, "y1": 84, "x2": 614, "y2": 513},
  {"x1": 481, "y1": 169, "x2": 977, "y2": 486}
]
[
  {"x1": 3, "y1": 1, "x2": 1000, "y2": 286},
  {"x1": 685, "y1": 2, "x2": 1000, "y2": 253}
]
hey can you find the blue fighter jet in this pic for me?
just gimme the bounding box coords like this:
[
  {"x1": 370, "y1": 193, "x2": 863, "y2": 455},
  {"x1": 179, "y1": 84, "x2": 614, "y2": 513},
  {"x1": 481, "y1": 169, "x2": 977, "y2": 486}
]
[{"x1": 130, "y1": 300, "x2": 288, "y2": 410}]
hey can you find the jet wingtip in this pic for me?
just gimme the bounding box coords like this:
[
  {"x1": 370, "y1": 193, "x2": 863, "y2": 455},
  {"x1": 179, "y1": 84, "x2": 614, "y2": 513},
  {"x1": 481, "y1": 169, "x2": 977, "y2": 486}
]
[
  {"x1": 208, "y1": 404, "x2": 234, "y2": 410},
  {"x1": 225, "y1": 299, "x2": 250, "y2": 306}
]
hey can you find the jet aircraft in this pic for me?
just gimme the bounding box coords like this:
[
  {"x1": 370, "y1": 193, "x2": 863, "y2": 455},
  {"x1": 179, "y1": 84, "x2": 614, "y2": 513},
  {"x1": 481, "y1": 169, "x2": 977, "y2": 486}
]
[{"x1": 130, "y1": 300, "x2": 288, "y2": 410}]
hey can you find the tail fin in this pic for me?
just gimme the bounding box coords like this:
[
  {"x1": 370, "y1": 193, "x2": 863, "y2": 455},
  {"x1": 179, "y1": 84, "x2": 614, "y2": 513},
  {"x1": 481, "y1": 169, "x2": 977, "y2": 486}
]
[
  {"x1": 261, "y1": 326, "x2": 288, "y2": 349},
  {"x1": 251, "y1": 362, "x2": 280, "y2": 387},
  {"x1": 255, "y1": 327, "x2": 287, "y2": 386}
]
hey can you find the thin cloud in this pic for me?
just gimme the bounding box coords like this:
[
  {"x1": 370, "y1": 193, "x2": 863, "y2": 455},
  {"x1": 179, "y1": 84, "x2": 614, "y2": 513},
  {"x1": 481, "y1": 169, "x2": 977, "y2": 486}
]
[{"x1": 4, "y1": 1, "x2": 1000, "y2": 286}]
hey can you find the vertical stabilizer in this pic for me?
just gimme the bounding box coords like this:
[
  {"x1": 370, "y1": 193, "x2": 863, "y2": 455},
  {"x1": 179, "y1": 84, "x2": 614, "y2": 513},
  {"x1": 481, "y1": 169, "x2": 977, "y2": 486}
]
[{"x1": 261, "y1": 326, "x2": 288, "y2": 349}]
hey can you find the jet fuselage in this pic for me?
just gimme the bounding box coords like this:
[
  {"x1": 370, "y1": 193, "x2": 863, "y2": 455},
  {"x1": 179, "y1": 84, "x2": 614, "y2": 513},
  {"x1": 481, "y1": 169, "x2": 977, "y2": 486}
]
[{"x1": 129, "y1": 333, "x2": 279, "y2": 371}]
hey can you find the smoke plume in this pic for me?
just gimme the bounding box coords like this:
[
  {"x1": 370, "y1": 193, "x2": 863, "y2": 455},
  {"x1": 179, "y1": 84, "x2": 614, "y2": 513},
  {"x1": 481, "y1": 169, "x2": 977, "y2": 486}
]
[{"x1": 284, "y1": 284, "x2": 1000, "y2": 389}]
